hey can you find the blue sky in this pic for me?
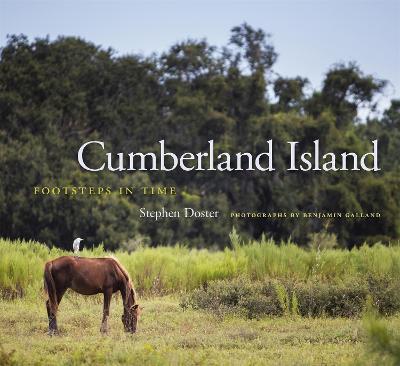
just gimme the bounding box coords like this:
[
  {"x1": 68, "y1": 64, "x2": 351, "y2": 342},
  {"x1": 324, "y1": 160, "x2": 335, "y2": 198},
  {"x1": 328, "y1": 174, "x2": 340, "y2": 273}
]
[{"x1": 1, "y1": 0, "x2": 399, "y2": 114}]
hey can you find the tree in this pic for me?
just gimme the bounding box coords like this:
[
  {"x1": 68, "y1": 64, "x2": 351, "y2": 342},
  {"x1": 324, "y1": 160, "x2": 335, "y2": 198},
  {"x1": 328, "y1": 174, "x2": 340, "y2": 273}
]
[{"x1": 0, "y1": 30, "x2": 397, "y2": 249}]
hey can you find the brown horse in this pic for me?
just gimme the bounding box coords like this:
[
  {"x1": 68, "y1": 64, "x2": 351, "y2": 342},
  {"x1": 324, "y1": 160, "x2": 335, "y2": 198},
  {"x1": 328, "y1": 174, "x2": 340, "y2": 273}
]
[{"x1": 44, "y1": 256, "x2": 140, "y2": 335}]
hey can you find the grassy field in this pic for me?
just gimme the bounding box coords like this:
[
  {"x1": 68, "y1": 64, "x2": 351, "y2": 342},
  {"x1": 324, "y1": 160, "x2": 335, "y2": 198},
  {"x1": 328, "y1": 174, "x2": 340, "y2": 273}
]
[
  {"x1": 1, "y1": 237, "x2": 399, "y2": 365},
  {"x1": 0, "y1": 294, "x2": 397, "y2": 366}
]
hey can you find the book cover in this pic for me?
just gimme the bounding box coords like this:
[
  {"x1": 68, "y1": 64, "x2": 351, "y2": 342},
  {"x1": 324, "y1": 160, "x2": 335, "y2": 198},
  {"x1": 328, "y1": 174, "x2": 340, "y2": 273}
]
[{"x1": 0, "y1": 1, "x2": 399, "y2": 365}]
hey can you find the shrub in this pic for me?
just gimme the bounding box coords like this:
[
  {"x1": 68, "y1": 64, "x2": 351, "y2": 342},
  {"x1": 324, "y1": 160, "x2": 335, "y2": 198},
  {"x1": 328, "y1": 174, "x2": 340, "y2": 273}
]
[
  {"x1": 184, "y1": 277, "x2": 262, "y2": 316},
  {"x1": 182, "y1": 277, "x2": 400, "y2": 319},
  {"x1": 367, "y1": 276, "x2": 400, "y2": 316},
  {"x1": 363, "y1": 304, "x2": 400, "y2": 365},
  {"x1": 294, "y1": 281, "x2": 367, "y2": 317},
  {"x1": 181, "y1": 278, "x2": 294, "y2": 318},
  {"x1": 239, "y1": 294, "x2": 282, "y2": 319}
]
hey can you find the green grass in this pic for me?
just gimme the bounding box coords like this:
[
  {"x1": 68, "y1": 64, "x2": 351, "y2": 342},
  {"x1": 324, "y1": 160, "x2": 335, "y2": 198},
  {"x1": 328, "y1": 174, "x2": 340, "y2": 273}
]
[
  {"x1": 1, "y1": 237, "x2": 400, "y2": 297},
  {"x1": 1, "y1": 294, "x2": 397, "y2": 366}
]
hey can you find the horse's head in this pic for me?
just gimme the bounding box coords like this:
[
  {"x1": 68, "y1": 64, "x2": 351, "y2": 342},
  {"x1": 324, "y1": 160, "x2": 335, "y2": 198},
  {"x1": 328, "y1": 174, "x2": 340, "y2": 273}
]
[{"x1": 122, "y1": 304, "x2": 141, "y2": 333}]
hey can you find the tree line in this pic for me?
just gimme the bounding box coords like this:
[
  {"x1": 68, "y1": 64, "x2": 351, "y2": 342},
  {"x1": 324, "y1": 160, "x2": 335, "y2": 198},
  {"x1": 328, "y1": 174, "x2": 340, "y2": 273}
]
[{"x1": 0, "y1": 24, "x2": 399, "y2": 249}]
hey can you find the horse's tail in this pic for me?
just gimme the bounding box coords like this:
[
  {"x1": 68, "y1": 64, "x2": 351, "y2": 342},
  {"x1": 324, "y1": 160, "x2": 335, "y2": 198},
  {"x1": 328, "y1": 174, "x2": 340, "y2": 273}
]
[{"x1": 44, "y1": 261, "x2": 58, "y2": 314}]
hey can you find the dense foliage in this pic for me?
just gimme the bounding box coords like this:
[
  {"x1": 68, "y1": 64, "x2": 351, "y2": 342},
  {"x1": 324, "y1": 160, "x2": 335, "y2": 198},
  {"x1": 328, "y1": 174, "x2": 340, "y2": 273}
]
[
  {"x1": 1, "y1": 237, "x2": 400, "y2": 299},
  {"x1": 183, "y1": 276, "x2": 400, "y2": 318},
  {"x1": 0, "y1": 25, "x2": 399, "y2": 249}
]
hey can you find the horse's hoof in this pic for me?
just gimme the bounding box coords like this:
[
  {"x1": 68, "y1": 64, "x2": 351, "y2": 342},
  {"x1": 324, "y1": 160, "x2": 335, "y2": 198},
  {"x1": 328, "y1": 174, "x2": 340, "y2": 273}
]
[{"x1": 48, "y1": 329, "x2": 59, "y2": 336}]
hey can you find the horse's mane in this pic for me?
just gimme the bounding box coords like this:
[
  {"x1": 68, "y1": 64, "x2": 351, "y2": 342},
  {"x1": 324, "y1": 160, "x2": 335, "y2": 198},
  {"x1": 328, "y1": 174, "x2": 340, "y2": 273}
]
[
  {"x1": 109, "y1": 256, "x2": 132, "y2": 285},
  {"x1": 108, "y1": 256, "x2": 137, "y2": 304}
]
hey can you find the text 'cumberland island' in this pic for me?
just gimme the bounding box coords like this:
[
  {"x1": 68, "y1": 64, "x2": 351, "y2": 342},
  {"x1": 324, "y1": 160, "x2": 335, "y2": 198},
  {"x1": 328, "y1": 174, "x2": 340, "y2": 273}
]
[{"x1": 78, "y1": 139, "x2": 380, "y2": 172}]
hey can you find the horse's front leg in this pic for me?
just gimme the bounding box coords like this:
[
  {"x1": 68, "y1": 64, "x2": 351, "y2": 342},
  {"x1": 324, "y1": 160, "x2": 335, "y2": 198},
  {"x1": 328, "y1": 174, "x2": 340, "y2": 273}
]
[{"x1": 100, "y1": 289, "x2": 112, "y2": 334}]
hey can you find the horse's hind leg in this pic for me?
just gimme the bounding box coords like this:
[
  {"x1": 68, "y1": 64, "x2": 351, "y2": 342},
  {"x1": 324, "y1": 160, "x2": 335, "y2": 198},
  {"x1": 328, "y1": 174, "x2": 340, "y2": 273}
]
[
  {"x1": 46, "y1": 288, "x2": 66, "y2": 335},
  {"x1": 46, "y1": 299, "x2": 58, "y2": 335},
  {"x1": 46, "y1": 299, "x2": 55, "y2": 335},
  {"x1": 100, "y1": 289, "x2": 112, "y2": 334}
]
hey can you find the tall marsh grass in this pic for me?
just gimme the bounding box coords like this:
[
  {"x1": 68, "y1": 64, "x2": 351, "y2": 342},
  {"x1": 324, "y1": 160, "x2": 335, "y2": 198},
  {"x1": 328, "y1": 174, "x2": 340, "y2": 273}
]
[{"x1": 0, "y1": 235, "x2": 399, "y2": 298}]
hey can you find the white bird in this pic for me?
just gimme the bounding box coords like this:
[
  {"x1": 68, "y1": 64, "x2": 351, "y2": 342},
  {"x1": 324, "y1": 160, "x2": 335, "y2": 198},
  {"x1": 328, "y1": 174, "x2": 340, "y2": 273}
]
[{"x1": 73, "y1": 238, "x2": 84, "y2": 254}]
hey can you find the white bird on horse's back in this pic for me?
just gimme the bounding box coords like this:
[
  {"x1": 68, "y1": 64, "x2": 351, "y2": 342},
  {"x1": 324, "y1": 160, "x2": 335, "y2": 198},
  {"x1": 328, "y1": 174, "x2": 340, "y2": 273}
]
[{"x1": 73, "y1": 238, "x2": 83, "y2": 254}]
